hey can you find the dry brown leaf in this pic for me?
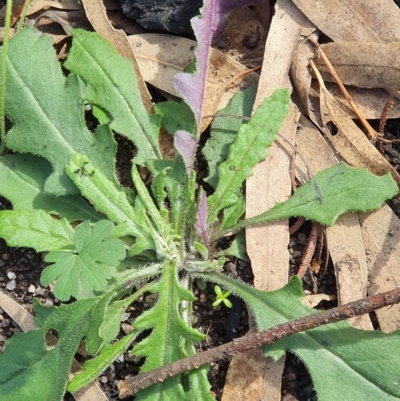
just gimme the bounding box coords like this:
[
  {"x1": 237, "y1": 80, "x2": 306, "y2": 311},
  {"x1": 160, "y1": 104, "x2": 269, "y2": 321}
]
[
  {"x1": 27, "y1": 0, "x2": 83, "y2": 15},
  {"x1": 80, "y1": 0, "x2": 152, "y2": 110},
  {"x1": 302, "y1": 293, "x2": 336, "y2": 308},
  {"x1": 0, "y1": 291, "x2": 107, "y2": 400},
  {"x1": 359, "y1": 208, "x2": 400, "y2": 333},
  {"x1": 128, "y1": 33, "x2": 258, "y2": 132},
  {"x1": 324, "y1": 82, "x2": 400, "y2": 120},
  {"x1": 291, "y1": 0, "x2": 400, "y2": 42},
  {"x1": 314, "y1": 42, "x2": 400, "y2": 96},
  {"x1": 35, "y1": 10, "x2": 90, "y2": 34},
  {"x1": 313, "y1": 75, "x2": 400, "y2": 185}
]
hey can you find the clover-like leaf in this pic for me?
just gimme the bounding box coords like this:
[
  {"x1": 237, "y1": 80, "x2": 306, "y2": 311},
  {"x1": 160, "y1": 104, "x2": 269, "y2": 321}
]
[{"x1": 41, "y1": 220, "x2": 126, "y2": 301}]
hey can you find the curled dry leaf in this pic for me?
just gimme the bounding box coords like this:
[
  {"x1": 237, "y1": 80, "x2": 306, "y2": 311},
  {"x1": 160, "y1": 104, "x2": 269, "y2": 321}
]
[
  {"x1": 291, "y1": 0, "x2": 400, "y2": 42},
  {"x1": 312, "y1": 74, "x2": 400, "y2": 185},
  {"x1": 128, "y1": 33, "x2": 258, "y2": 132},
  {"x1": 314, "y1": 42, "x2": 400, "y2": 96}
]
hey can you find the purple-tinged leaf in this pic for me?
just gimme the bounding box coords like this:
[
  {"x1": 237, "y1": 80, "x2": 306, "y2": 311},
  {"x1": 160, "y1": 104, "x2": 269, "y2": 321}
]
[
  {"x1": 173, "y1": 0, "x2": 263, "y2": 135},
  {"x1": 174, "y1": 130, "x2": 197, "y2": 174},
  {"x1": 195, "y1": 191, "x2": 210, "y2": 251}
]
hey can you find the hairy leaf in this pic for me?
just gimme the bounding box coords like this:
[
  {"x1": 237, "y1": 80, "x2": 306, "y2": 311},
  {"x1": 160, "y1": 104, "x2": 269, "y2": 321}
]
[
  {"x1": 207, "y1": 89, "x2": 290, "y2": 222},
  {"x1": 64, "y1": 29, "x2": 161, "y2": 165},
  {"x1": 0, "y1": 209, "x2": 74, "y2": 252},
  {"x1": 203, "y1": 85, "x2": 257, "y2": 189},
  {"x1": 199, "y1": 273, "x2": 400, "y2": 401},
  {"x1": 133, "y1": 261, "x2": 205, "y2": 400},
  {"x1": 2, "y1": 28, "x2": 117, "y2": 195},
  {"x1": 0, "y1": 298, "x2": 97, "y2": 401},
  {"x1": 174, "y1": 130, "x2": 197, "y2": 174},
  {"x1": 0, "y1": 154, "x2": 101, "y2": 222},
  {"x1": 41, "y1": 220, "x2": 126, "y2": 301},
  {"x1": 66, "y1": 154, "x2": 159, "y2": 255},
  {"x1": 219, "y1": 163, "x2": 399, "y2": 238},
  {"x1": 154, "y1": 100, "x2": 196, "y2": 135},
  {"x1": 68, "y1": 330, "x2": 139, "y2": 393},
  {"x1": 195, "y1": 191, "x2": 210, "y2": 252}
]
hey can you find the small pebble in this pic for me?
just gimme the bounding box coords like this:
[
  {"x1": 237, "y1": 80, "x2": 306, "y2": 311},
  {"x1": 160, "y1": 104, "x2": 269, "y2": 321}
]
[
  {"x1": 44, "y1": 299, "x2": 54, "y2": 306},
  {"x1": 100, "y1": 376, "x2": 108, "y2": 384},
  {"x1": 6, "y1": 272, "x2": 16, "y2": 280},
  {"x1": 0, "y1": 334, "x2": 7, "y2": 341},
  {"x1": 120, "y1": 313, "x2": 131, "y2": 322},
  {"x1": 28, "y1": 284, "x2": 36, "y2": 294},
  {"x1": 36, "y1": 287, "x2": 46, "y2": 296},
  {"x1": 6, "y1": 280, "x2": 16, "y2": 291},
  {"x1": 121, "y1": 323, "x2": 133, "y2": 334}
]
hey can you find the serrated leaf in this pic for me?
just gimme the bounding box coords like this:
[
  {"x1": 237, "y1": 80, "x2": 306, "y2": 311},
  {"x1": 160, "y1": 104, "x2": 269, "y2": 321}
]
[
  {"x1": 64, "y1": 29, "x2": 161, "y2": 165},
  {"x1": 222, "y1": 163, "x2": 399, "y2": 236},
  {"x1": 41, "y1": 220, "x2": 126, "y2": 301},
  {"x1": 66, "y1": 154, "x2": 158, "y2": 254},
  {"x1": 207, "y1": 89, "x2": 290, "y2": 222},
  {"x1": 0, "y1": 209, "x2": 74, "y2": 252},
  {"x1": 203, "y1": 85, "x2": 256, "y2": 189},
  {"x1": 133, "y1": 261, "x2": 205, "y2": 400},
  {"x1": 2, "y1": 28, "x2": 117, "y2": 195},
  {"x1": 0, "y1": 154, "x2": 102, "y2": 222},
  {"x1": 0, "y1": 298, "x2": 97, "y2": 401},
  {"x1": 200, "y1": 273, "x2": 400, "y2": 401},
  {"x1": 68, "y1": 330, "x2": 139, "y2": 393}
]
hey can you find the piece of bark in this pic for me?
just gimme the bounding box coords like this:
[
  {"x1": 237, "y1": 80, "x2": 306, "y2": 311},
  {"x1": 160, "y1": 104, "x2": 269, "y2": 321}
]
[{"x1": 291, "y1": 0, "x2": 400, "y2": 42}]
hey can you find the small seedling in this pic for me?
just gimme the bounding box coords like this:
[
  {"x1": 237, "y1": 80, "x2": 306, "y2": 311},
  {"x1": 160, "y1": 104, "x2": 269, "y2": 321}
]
[{"x1": 212, "y1": 285, "x2": 232, "y2": 308}]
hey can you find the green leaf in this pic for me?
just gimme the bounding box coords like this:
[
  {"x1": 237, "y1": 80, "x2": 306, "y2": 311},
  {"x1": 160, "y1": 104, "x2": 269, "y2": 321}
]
[
  {"x1": 203, "y1": 85, "x2": 256, "y2": 189},
  {"x1": 219, "y1": 163, "x2": 399, "y2": 238},
  {"x1": 199, "y1": 273, "x2": 400, "y2": 401},
  {"x1": 68, "y1": 330, "x2": 139, "y2": 393},
  {"x1": 133, "y1": 261, "x2": 205, "y2": 400},
  {"x1": 154, "y1": 100, "x2": 196, "y2": 135},
  {"x1": 41, "y1": 220, "x2": 126, "y2": 301},
  {"x1": 0, "y1": 298, "x2": 97, "y2": 401},
  {"x1": 66, "y1": 154, "x2": 159, "y2": 255},
  {"x1": 64, "y1": 29, "x2": 161, "y2": 165},
  {"x1": 0, "y1": 209, "x2": 74, "y2": 252},
  {"x1": 0, "y1": 154, "x2": 101, "y2": 222},
  {"x1": 207, "y1": 89, "x2": 290, "y2": 221},
  {"x1": 2, "y1": 27, "x2": 117, "y2": 195}
]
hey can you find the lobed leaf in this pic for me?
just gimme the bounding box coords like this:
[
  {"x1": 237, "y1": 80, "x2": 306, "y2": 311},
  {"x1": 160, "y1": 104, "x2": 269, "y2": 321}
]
[
  {"x1": 207, "y1": 89, "x2": 290, "y2": 222},
  {"x1": 64, "y1": 29, "x2": 161, "y2": 165},
  {"x1": 2, "y1": 28, "x2": 117, "y2": 195},
  {"x1": 41, "y1": 220, "x2": 126, "y2": 301},
  {"x1": 132, "y1": 261, "x2": 205, "y2": 400}
]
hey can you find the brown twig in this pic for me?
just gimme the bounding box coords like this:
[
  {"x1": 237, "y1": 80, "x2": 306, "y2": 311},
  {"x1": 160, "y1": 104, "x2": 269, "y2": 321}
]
[
  {"x1": 296, "y1": 222, "x2": 321, "y2": 278},
  {"x1": 307, "y1": 37, "x2": 377, "y2": 140},
  {"x1": 118, "y1": 287, "x2": 400, "y2": 398}
]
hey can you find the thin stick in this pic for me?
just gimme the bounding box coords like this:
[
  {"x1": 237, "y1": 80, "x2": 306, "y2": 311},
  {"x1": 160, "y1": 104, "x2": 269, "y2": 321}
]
[
  {"x1": 308, "y1": 37, "x2": 377, "y2": 140},
  {"x1": 296, "y1": 222, "x2": 321, "y2": 278},
  {"x1": 118, "y1": 287, "x2": 400, "y2": 398}
]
